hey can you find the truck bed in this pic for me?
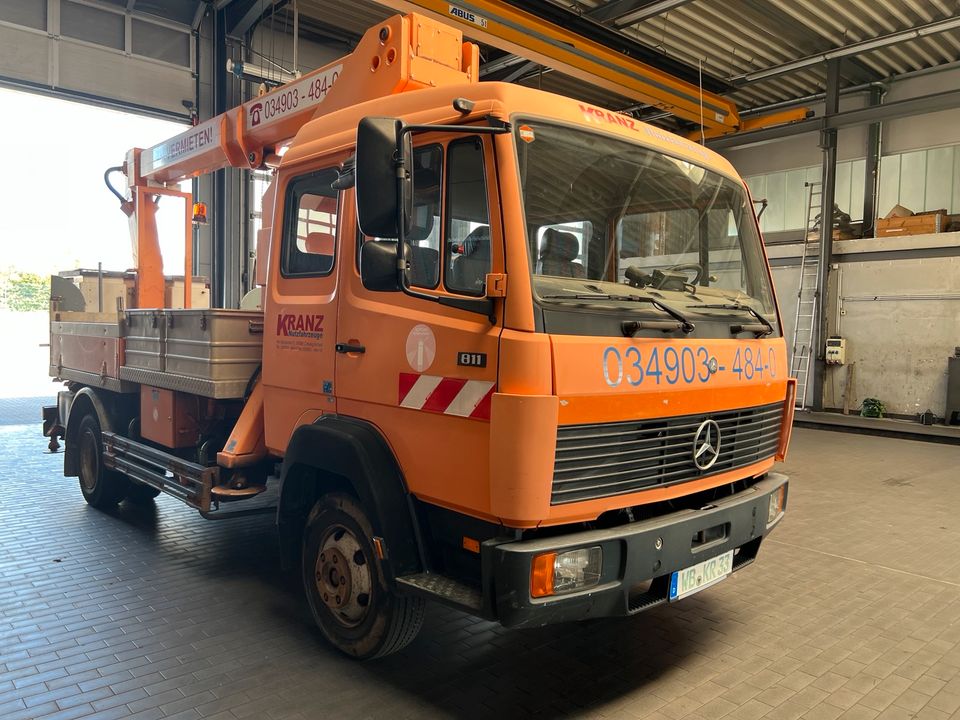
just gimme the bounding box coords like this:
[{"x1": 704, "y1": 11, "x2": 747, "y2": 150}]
[{"x1": 51, "y1": 308, "x2": 263, "y2": 399}]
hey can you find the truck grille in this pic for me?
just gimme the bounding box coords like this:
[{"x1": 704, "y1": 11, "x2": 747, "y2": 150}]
[{"x1": 551, "y1": 402, "x2": 783, "y2": 504}]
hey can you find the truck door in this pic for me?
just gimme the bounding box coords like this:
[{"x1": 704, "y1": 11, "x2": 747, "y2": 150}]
[
  {"x1": 261, "y1": 162, "x2": 343, "y2": 453},
  {"x1": 336, "y1": 135, "x2": 503, "y2": 515}
]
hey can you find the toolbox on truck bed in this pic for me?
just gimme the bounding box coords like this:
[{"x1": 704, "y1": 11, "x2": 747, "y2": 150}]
[{"x1": 119, "y1": 309, "x2": 263, "y2": 399}]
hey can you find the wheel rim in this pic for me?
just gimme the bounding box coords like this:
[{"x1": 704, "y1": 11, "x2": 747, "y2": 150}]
[
  {"x1": 79, "y1": 428, "x2": 99, "y2": 492},
  {"x1": 315, "y1": 524, "x2": 372, "y2": 628}
]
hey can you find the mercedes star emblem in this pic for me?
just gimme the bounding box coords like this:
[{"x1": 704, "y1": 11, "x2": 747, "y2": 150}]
[{"x1": 692, "y1": 419, "x2": 722, "y2": 470}]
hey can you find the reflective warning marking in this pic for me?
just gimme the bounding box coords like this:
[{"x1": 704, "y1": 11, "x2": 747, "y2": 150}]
[{"x1": 399, "y1": 373, "x2": 495, "y2": 420}]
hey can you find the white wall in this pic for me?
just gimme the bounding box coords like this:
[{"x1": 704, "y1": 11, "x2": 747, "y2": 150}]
[
  {"x1": 722, "y1": 68, "x2": 960, "y2": 177},
  {"x1": 768, "y1": 234, "x2": 960, "y2": 418},
  {"x1": 724, "y1": 94, "x2": 870, "y2": 177},
  {"x1": 883, "y1": 68, "x2": 960, "y2": 154}
]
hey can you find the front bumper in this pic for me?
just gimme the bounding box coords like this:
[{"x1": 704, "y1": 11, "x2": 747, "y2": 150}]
[{"x1": 491, "y1": 473, "x2": 787, "y2": 628}]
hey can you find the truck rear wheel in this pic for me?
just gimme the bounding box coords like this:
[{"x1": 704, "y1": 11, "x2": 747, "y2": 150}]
[
  {"x1": 77, "y1": 414, "x2": 129, "y2": 509},
  {"x1": 302, "y1": 493, "x2": 424, "y2": 659}
]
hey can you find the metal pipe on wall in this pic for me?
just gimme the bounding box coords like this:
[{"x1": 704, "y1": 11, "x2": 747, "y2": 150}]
[
  {"x1": 812, "y1": 59, "x2": 841, "y2": 412},
  {"x1": 862, "y1": 86, "x2": 884, "y2": 238}
]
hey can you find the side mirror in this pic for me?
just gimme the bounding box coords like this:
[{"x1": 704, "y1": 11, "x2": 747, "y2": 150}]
[
  {"x1": 359, "y1": 240, "x2": 400, "y2": 292},
  {"x1": 355, "y1": 116, "x2": 411, "y2": 239}
]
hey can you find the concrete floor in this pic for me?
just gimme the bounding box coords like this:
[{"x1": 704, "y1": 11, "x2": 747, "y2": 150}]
[{"x1": 1, "y1": 423, "x2": 960, "y2": 720}]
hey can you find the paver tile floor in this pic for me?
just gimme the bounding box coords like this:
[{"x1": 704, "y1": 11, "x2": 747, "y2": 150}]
[{"x1": 1, "y1": 424, "x2": 959, "y2": 719}]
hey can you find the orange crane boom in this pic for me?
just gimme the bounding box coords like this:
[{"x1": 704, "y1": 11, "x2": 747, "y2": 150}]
[
  {"x1": 120, "y1": 12, "x2": 479, "y2": 309},
  {"x1": 128, "y1": 13, "x2": 478, "y2": 187}
]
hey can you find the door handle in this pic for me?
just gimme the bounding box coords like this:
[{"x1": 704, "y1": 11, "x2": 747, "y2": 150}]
[{"x1": 336, "y1": 343, "x2": 366, "y2": 354}]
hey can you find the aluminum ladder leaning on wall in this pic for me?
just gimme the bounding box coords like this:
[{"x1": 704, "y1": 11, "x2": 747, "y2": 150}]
[{"x1": 790, "y1": 181, "x2": 823, "y2": 410}]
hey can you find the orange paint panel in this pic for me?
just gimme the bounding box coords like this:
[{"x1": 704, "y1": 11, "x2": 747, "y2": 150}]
[
  {"x1": 497, "y1": 330, "x2": 552, "y2": 395},
  {"x1": 217, "y1": 382, "x2": 266, "y2": 468},
  {"x1": 139, "y1": 386, "x2": 198, "y2": 449},
  {"x1": 777, "y1": 378, "x2": 797, "y2": 461},
  {"x1": 557, "y1": 385, "x2": 788, "y2": 425},
  {"x1": 337, "y1": 398, "x2": 493, "y2": 517},
  {"x1": 263, "y1": 386, "x2": 331, "y2": 455},
  {"x1": 552, "y1": 336, "x2": 788, "y2": 397},
  {"x1": 261, "y1": 153, "x2": 346, "y2": 453},
  {"x1": 489, "y1": 393, "x2": 558, "y2": 524}
]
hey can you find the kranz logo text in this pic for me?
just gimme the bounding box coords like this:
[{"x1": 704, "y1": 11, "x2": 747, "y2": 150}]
[
  {"x1": 449, "y1": 4, "x2": 488, "y2": 28},
  {"x1": 277, "y1": 313, "x2": 324, "y2": 339},
  {"x1": 579, "y1": 104, "x2": 638, "y2": 131}
]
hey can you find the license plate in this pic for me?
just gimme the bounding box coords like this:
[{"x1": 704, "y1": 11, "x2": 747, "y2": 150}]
[{"x1": 669, "y1": 550, "x2": 734, "y2": 601}]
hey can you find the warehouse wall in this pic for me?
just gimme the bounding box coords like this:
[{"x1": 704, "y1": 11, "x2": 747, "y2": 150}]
[
  {"x1": 723, "y1": 68, "x2": 960, "y2": 246},
  {"x1": 724, "y1": 68, "x2": 960, "y2": 419},
  {"x1": 249, "y1": 25, "x2": 347, "y2": 76},
  {"x1": 768, "y1": 234, "x2": 960, "y2": 418},
  {"x1": 724, "y1": 94, "x2": 871, "y2": 178},
  {"x1": 722, "y1": 67, "x2": 960, "y2": 175},
  {"x1": 882, "y1": 67, "x2": 960, "y2": 153}
]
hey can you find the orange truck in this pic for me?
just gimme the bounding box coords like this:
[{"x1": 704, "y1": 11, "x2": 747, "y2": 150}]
[{"x1": 43, "y1": 13, "x2": 795, "y2": 659}]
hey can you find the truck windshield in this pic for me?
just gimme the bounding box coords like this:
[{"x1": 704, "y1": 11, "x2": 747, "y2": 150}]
[{"x1": 514, "y1": 120, "x2": 776, "y2": 322}]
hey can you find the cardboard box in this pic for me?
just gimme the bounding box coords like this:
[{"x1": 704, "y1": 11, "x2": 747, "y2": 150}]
[{"x1": 875, "y1": 211, "x2": 947, "y2": 237}]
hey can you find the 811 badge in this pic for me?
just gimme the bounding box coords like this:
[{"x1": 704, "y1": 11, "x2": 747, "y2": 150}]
[{"x1": 457, "y1": 352, "x2": 487, "y2": 368}]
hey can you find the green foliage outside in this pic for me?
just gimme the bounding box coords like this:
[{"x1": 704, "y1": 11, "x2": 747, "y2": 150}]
[{"x1": 0, "y1": 271, "x2": 50, "y2": 312}]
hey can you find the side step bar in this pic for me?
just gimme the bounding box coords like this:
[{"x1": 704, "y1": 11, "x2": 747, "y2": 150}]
[
  {"x1": 396, "y1": 573, "x2": 483, "y2": 613},
  {"x1": 102, "y1": 432, "x2": 218, "y2": 511}
]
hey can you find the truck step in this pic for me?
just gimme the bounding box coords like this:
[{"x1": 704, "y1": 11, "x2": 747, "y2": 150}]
[
  {"x1": 396, "y1": 573, "x2": 482, "y2": 612},
  {"x1": 211, "y1": 484, "x2": 267, "y2": 500}
]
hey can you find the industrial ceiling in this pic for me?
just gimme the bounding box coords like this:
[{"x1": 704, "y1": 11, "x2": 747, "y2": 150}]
[{"x1": 236, "y1": 0, "x2": 960, "y2": 131}]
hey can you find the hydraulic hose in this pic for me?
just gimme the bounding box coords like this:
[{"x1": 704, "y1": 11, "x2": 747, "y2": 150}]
[{"x1": 104, "y1": 166, "x2": 126, "y2": 204}]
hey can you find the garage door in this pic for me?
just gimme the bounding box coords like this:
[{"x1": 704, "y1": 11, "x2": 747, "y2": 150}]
[{"x1": 0, "y1": 0, "x2": 196, "y2": 119}]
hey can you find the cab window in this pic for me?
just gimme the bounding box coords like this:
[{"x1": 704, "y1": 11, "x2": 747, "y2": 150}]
[
  {"x1": 445, "y1": 137, "x2": 491, "y2": 296},
  {"x1": 282, "y1": 168, "x2": 339, "y2": 277},
  {"x1": 407, "y1": 145, "x2": 443, "y2": 288}
]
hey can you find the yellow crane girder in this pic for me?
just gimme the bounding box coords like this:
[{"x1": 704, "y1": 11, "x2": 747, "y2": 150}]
[{"x1": 374, "y1": 0, "x2": 741, "y2": 132}]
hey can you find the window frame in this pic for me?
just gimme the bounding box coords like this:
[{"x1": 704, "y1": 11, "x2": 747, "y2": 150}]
[
  {"x1": 281, "y1": 167, "x2": 341, "y2": 279},
  {"x1": 443, "y1": 135, "x2": 492, "y2": 297}
]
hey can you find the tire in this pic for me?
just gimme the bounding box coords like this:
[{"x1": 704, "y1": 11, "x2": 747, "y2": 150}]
[
  {"x1": 302, "y1": 493, "x2": 424, "y2": 659},
  {"x1": 125, "y1": 482, "x2": 161, "y2": 504},
  {"x1": 76, "y1": 413, "x2": 129, "y2": 509}
]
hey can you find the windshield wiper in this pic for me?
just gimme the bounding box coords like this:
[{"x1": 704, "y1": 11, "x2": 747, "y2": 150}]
[
  {"x1": 688, "y1": 302, "x2": 774, "y2": 336},
  {"x1": 541, "y1": 293, "x2": 695, "y2": 334}
]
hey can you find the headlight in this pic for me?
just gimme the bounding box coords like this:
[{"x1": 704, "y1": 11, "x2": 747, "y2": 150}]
[
  {"x1": 768, "y1": 485, "x2": 786, "y2": 524},
  {"x1": 531, "y1": 547, "x2": 602, "y2": 598}
]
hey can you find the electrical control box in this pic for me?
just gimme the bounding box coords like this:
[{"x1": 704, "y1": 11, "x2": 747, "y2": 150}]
[{"x1": 826, "y1": 336, "x2": 846, "y2": 365}]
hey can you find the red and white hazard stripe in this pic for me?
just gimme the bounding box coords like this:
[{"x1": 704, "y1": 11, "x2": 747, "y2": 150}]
[{"x1": 398, "y1": 373, "x2": 495, "y2": 420}]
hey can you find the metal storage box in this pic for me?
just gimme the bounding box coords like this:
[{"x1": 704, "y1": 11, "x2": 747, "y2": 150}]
[
  {"x1": 164, "y1": 309, "x2": 263, "y2": 383},
  {"x1": 120, "y1": 309, "x2": 263, "y2": 398},
  {"x1": 124, "y1": 310, "x2": 164, "y2": 371},
  {"x1": 49, "y1": 320, "x2": 128, "y2": 392}
]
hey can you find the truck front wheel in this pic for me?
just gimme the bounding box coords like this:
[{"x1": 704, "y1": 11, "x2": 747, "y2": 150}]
[
  {"x1": 302, "y1": 493, "x2": 424, "y2": 659},
  {"x1": 77, "y1": 414, "x2": 129, "y2": 509}
]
